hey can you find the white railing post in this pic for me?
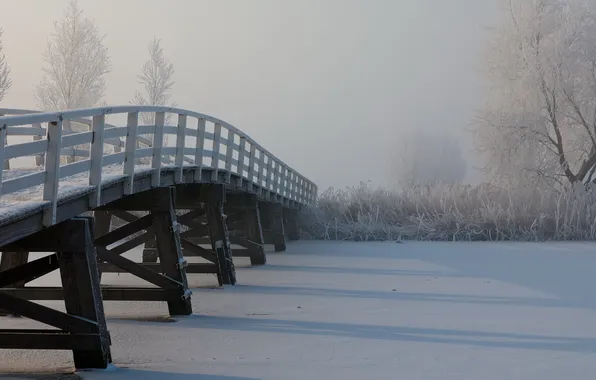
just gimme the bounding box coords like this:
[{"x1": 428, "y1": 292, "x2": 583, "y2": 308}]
[
  {"x1": 298, "y1": 177, "x2": 304, "y2": 203},
  {"x1": 194, "y1": 118, "x2": 206, "y2": 182},
  {"x1": 225, "y1": 130, "x2": 235, "y2": 184},
  {"x1": 238, "y1": 136, "x2": 247, "y2": 181},
  {"x1": 211, "y1": 123, "x2": 222, "y2": 181},
  {"x1": 175, "y1": 113, "x2": 187, "y2": 183},
  {"x1": 123, "y1": 111, "x2": 139, "y2": 195},
  {"x1": 272, "y1": 160, "x2": 279, "y2": 194},
  {"x1": 290, "y1": 172, "x2": 296, "y2": 200},
  {"x1": 257, "y1": 149, "x2": 265, "y2": 193},
  {"x1": 0, "y1": 124, "x2": 7, "y2": 198},
  {"x1": 265, "y1": 155, "x2": 273, "y2": 191},
  {"x1": 280, "y1": 165, "x2": 287, "y2": 198},
  {"x1": 42, "y1": 119, "x2": 63, "y2": 227},
  {"x1": 248, "y1": 142, "x2": 256, "y2": 190},
  {"x1": 89, "y1": 114, "x2": 106, "y2": 207},
  {"x1": 151, "y1": 111, "x2": 165, "y2": 187}
]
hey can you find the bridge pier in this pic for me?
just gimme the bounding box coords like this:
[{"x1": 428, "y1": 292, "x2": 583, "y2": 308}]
[
  {"x1": 284, "y1": 208, "x2": 301, "y2": 241},
  {"x1": 224, "y1": 193, "x2": 267, "y2": 266},
  {"x1": 174, "y1": 183, "x2": 236, "y2": 285},
  {"x1": 261, "y1": 202, "x2": 287, "y2": 252},
  {"x1": 0, "y1": 217, "x2": 112, "y2": 369},
  {"x1": 94, "y1": 186, "x2": 193, "y2": 316}
]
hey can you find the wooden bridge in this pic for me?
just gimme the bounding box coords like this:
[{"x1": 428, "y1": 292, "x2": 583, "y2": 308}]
[{"x1": 0, "y1": 106, "x2": 317, "y2": 369}]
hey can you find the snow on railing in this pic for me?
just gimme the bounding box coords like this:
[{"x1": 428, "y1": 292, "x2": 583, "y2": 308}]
[{"x1": 0, "y1": 106, "x2": 318, "y2": 226}]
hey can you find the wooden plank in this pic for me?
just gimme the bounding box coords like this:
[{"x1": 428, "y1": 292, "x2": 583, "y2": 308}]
[
  {"x1": 111, "y1": 210, "x2": 141, "y2": 223},
  {"x1": 0, "y1": 292, "x2": 98, "y2": 333},
  {"x1": 61, "y1": 130, "x2": 93, "y2": 148},
  {"x1": 100, "y1": 262, "x2": 217, "y2": 274},
  {"x1": 177, "y1": 208, "x2": 207, "y2": 225},
  {"x1": 194, "y1": 118, "x2": 206, "y2": 181},
  {"x1": 3, "y1": 218, "x2": 99, "y2": 252},
  {"x1": 42, "y1": 120, "x2": 62, "y2": 227},
  {"x1": 0, "y1": 253, "x2": 58, "y2": 287},
  {"x1": 206, "y1": 203, "x2": 236, "y2": 285},
  {"x1": 56, "y1": 217, "x2": 111, "y2": 368},
  {"x1": 174, "y1": 183, "x2": 225, "y2": 208},
  {"x1": 151, "y1": 111, "x2": 165, "y2": 187},
  {"x1": 180, "y1": 222, "x2": 210, "y2": 239},
  {"x1": 124, "y1": 112, "x2": 139, "y2": 195},
  {"x1": 211, "y1": 123, "x2": 222, "y2": 181},
  {"x1": 5, "y1": 139, "x2": 48, "y2": 160},
  {"x1": 94, "y1": 214, "x2": 152, "y2": 247},
  {"x1": 107, "y1": 228, "x2": 153, "y2": 257},
  {"x1": 243, "y1": 199, "x2": 266, "y2": 265},
  {"x1": 179, "y1": 237, "x2": 217, "y2": 262},
  {"x1": 152, "y1": 187, "x2": 193, "y2": 315},
  {"x1": 175, "y1": 114, "x2": 187, "y2": 183},
  {"x1": 225, "y1": 130, "x2": 235, "y2": 183},
  {"x1": 0, "y1": 331, "x2": 103, "y2": 350},
  {"x1": 99, "y1": 249, "x2": 183, "y2": 290}
]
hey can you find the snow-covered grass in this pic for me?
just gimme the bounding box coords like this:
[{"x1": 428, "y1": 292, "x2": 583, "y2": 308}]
[
  {"x1": 302, "y1": 181, "x2": 596, "y2": 242},
  {"x1": 3, "y1": 240, "x2": 596, "y2": 379}
]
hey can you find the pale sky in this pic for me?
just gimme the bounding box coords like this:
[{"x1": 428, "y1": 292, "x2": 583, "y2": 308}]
[{"x1": 0, "y1": 0, "x2": 496, "y2": 190}]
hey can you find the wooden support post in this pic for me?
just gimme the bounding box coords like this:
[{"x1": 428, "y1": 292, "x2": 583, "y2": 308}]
[
  {"x1": 151, "y1": 187, "x2": 193, "y2": 315},
  {"x1": 206, "y1": 202, "x2": 236, "y2": 286},
  {"x1": 0, "y1": 217, "x2": 112, "y2": 369},
  {"x1": 57, "y1": 217, "x2": 111, "y2": 368},
  {"x1": 261, "y1": 203, "x2": 286, "y2": 252},
  {"x1": 0, "y1": 252, "x2": 29, "y2": 316},
  {"x1": 284, "y1": 208, "x2": 300, "y2": 241},
  {"x1": 93, "y1": 211, "x2": 111, "y2": 278},
  {"x1": 243, "y1": 197, "x2": 266, "y2": 265}
]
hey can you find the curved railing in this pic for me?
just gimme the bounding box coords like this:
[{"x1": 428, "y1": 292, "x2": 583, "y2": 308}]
[{"x1": 0, "y1": 106, "x2": 317, "y2": 226}]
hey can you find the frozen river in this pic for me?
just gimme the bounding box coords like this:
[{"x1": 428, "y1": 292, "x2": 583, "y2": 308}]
[{"x1": 2, "y1": 240, "x2": 596, "y2": 379}]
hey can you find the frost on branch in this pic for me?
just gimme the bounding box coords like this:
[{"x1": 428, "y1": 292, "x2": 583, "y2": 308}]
[
  {"x1": 473, "y1": 0, "x2": 596, "y2": 187},
  {"x1": 0, "y1": 27, "x2": 12, "y2": 103},
  {"x1": 34, "y1": 0, "x2": 111, "y2": 163},
  {"x1": 132, "y1": 37, "x2": 176, "y2": 158},
  {"x1": 34, "y1": 0, "x2": 110, "y2": 111},
  {"x1": 133, "y1": 37, "x2": 176, "y2": 125}
]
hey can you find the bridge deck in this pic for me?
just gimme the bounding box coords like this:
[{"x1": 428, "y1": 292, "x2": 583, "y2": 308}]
[{"x1": 0, "y1": 163, "x2": 299, "y2": 247}]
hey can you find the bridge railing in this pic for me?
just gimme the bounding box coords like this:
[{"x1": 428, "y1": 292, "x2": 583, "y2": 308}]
[{"x1": 0, "y1": 106, "x2": 317, "y2": 226}]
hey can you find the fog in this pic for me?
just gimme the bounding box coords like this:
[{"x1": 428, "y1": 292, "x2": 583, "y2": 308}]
[{"x1": 0, "y1": 0, "x2": 496, "y2": 190}]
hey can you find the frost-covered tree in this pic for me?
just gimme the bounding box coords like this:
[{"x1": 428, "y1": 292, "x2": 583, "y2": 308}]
[
  {"x1": 392, "y1": 129, "x2": 467, "y2": 189},
  {"x1": 132, "y1": 38, "x2": 176, "y2": 155},
  {"x1": 34, "y1": 0, "x2": 110, "y2": 111},
  {"x1": 34, "y1": 0, "x2": 111, "y2": 163},
  {"x1": 133, "y1": 37, "x2": 176, "y2": 126},
  {"x1": 0, "y1": 27, "x2": 12, "y2": 103},
  {"x1": 474, "y1": 0, "x2": 596, "y2": 186}
]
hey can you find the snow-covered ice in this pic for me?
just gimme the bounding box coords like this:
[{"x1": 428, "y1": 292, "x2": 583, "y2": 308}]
[{"x1": 2, "y1": 240, "x2": 596, "y2": 379}]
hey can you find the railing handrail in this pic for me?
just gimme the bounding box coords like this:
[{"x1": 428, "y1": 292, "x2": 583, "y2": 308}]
[
  {"x1": 0, "y1": 106, "x2": 317, "y2": 227},
  {"x1": 0, "y1": 106, "x2": 314, "y2": 189}
]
